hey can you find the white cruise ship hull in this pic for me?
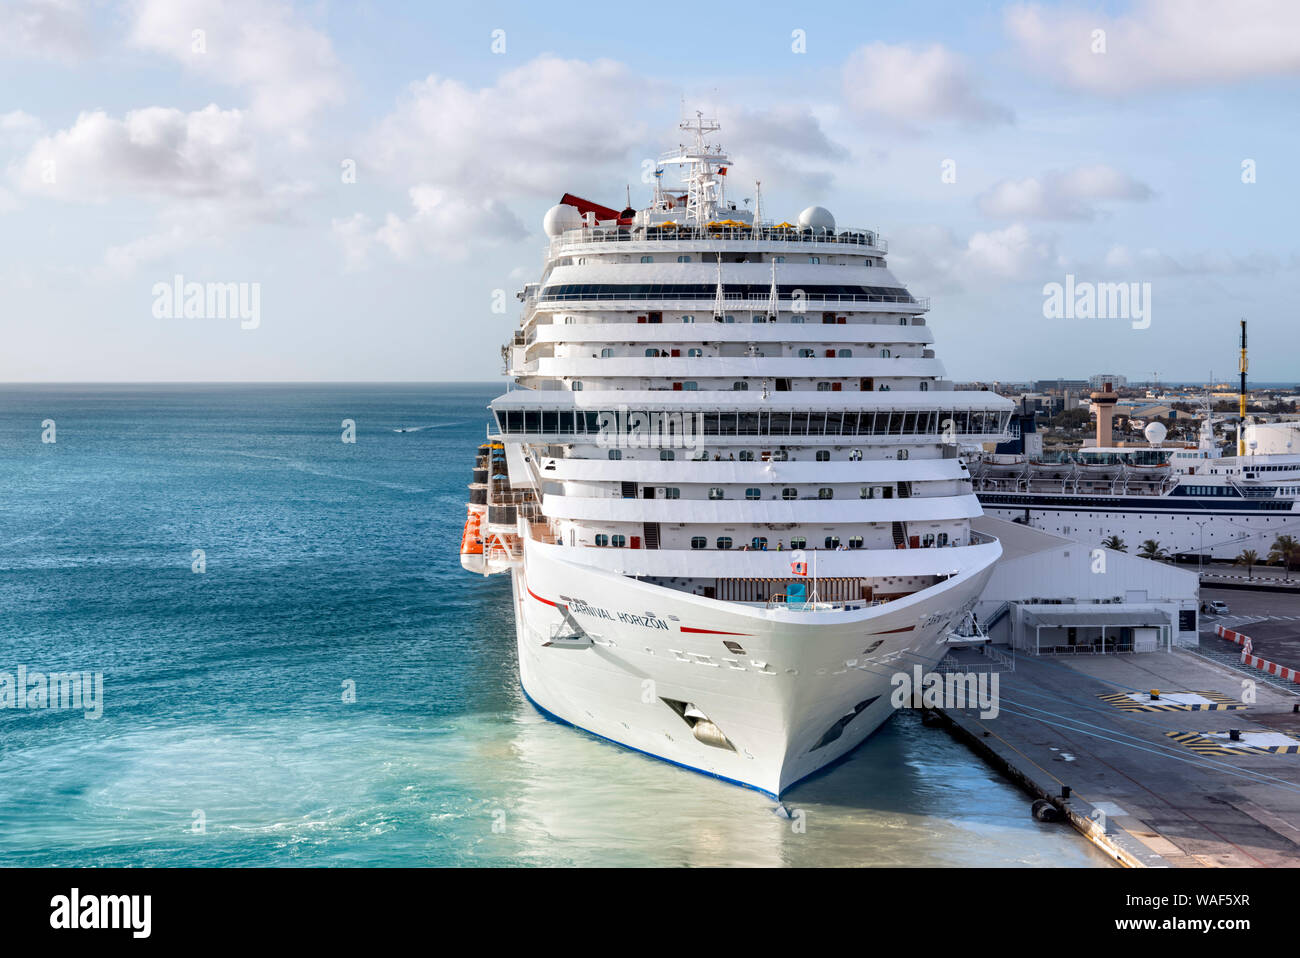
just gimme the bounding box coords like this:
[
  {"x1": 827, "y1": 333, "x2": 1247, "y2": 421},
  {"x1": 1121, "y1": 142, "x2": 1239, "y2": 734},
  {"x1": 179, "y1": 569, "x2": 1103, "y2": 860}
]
[{"x1": 511, "y1": 540, "x2": 998, "y2": 797}]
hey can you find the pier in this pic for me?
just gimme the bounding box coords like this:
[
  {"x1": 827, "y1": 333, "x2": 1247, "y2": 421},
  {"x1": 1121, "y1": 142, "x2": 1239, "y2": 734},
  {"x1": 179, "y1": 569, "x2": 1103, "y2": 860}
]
[{"x1": 934, "y1": 640, "x2": 1300, "y2": 867}]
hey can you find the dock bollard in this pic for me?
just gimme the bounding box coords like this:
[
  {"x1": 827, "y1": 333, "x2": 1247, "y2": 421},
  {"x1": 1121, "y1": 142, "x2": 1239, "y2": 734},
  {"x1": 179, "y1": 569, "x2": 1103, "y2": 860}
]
[
  {"x1": 1229, "y1": 729, "x2": 1241, "y2": 741},
  {"x1": 1061, "y1": 786, "x2": 1071, "y2": 800},
  {"x1": 1149, "y1": 689, "x2": 1160, "y2": 701},
  {"x1": 1031, "y1": 799, "x2": 1061, "y2": 822}
]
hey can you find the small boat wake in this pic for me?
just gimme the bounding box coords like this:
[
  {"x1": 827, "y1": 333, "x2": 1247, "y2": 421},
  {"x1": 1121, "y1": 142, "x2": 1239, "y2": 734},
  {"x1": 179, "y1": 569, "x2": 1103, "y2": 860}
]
[{"x1": 393, "y1": 422, "x2": 462, "y2": 433}]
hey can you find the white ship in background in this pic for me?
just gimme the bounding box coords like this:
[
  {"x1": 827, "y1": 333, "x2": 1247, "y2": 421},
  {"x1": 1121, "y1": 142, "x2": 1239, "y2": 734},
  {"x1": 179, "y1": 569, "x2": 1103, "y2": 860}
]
[
  {"x1": 975, "y1": 368, "x2": 1300, "y2": 559},
  {"x1": 461, "y1": 116, "x2": 1011, "y2": 796}
]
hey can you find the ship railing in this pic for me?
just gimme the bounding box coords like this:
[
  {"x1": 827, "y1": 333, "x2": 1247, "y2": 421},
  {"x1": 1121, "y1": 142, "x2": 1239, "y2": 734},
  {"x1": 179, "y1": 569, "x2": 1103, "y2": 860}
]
[
  {"x1": 534, "y1": 291, "x2": 928, "y2": 308},
  {"x1": 548, "y1": 226, "x2": 887, "y2": 254}
]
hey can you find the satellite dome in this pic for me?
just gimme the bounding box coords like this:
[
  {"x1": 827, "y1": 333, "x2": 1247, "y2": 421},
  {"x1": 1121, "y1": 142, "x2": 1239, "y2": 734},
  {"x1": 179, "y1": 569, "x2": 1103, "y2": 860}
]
[
  {"x1": 797, "y1": 205, "x2": 835, "y2": 233},
  {"x1": 1143, "y1": 421, "x2": 1167, "y2": 445},
  {"x1": 543, "y1": 204, "x2": 582, "y2": 237}
]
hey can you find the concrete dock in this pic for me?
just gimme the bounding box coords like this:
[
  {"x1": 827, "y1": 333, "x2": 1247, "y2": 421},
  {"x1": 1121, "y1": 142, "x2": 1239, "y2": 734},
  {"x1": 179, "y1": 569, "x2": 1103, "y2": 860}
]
[{"x1": 935, "y1": 642, "x2": 1300, "y2": 867}]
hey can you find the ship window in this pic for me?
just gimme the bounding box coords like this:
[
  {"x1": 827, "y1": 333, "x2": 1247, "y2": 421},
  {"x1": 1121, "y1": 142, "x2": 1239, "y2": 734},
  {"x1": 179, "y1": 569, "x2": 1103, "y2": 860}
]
[
  {"x1": 640, "y1": 256, "x2": 654, "y2": 263},
  {"x1": 923, "y1": 534, "x2": 935, "y2": 547},
  {"x1": 798, "y1": 348, "x2": 815, "y2": 358},
  {"x1": 683, "y1": 381, "x2": 698, "y2": 390},
  {"x1": 645, "y1": 348, "x2": 662, "y2": 357},
  {"x1": 860, "y1": 487, "x2": 874, "y2": 499},
  {"x1": 608, "y1": 449, "x2": 621, "y2": 460},
  {"x1": 595, "y1": 534, "x2": 609, "y2": 547},
  {"x1": 782, "y1": 487, "x2": 797, "y2": 500},
  {"x1": 919, "y1": 381, "x2": 929, "y2": 391},
  {"x1": 690, "y1": 537, "x2": 707, "y2": 549},
  {"x1": 817, "y1": 382, "x2": 832, "y2": 391},
  {"x1": 838, "y1": 349, "x2": 852, "y2": 358},
  {"x1": 663, "y1": 487, "x2": 680, "y2": 499},
  {"x1": 709, "y1": 487, "x2": 725, "y2": 500},
  {"x1": 849, "y1": 536, "x2": 863, "y2": 549},
  {"x1": 824, "y1": 536, "x2": 840, "y2": 548},
  {"x1": 681, "y1": 315, "x2": 694, "y2": 323},
  {"x1": 601, "y1": 348, "x2": 614, "y2": 358},
  {"x1": 738, "y1": 450, "x2": 755, "y2": 461},
  {"x1": 818, "y1": 488, "x2": 834, "y2": 499},
  {"x1": 849, "y1": 449, "x2": 863, "y2": 461},
  {"x1": 688, "y1": 348, "x2": 703, "y2": 357},
  {"x1": 677, "y1": 255, "x2": 691, "y2": 263},
  {"x1": 880, "y1": 348, "x2": 891, "y2": 358},
  {"x1": 572, "y1": 380, "x2": 583, "y2": 390},
  {"x1": 937, "y1": 533, "x2": 949, "y2": 546},
  {"x1": 733, "y1": 381, "x2": 749, "y2": 390},
  {"x1": 809, "y1": 256, "x2": 820, "y2": 264},
  {"x1": 660, "y1": 450, "x2": 675, "y2": 461},
  {"x1": 746, "y1": 488, "x2": 761, "y2": 500},
  {"x1": 752, "y1": 537, "x2": 768, "y2": 550},
  {"x1": 816, "y1": 450, "x2": 830, "y2": 461},
  {"x1": 611, "y1": 534, "x2": 627, "y2": 547},
  {"x1": 791, "y1": 316, "x2": 804, "y2": 324},
  {"x1": 897, "y1": 449, "x2": 909, "y2": 460},
  {"x1": 716, "y1": 536, "x2": 732, "y2": 550},
  {"x1": 774, "y1": 256, "x2": 785, "y2": 263}
]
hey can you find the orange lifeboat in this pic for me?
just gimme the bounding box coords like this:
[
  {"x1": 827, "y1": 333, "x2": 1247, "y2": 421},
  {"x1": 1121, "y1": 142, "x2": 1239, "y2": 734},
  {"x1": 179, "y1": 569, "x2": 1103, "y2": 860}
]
[{"x1": 460, "y1": 507, "x2": 484, "y2": 555}]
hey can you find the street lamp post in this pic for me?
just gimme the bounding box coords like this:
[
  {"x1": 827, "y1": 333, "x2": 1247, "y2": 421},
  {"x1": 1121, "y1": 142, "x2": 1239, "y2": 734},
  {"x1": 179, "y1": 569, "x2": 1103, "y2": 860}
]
[{"x1": 1193, "y1": 519, "x2": 1209, "y2": 575}]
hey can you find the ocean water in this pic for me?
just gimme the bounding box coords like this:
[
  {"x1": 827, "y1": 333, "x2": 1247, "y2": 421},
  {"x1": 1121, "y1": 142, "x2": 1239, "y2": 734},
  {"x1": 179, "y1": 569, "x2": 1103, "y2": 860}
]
[{"x1": 0, "y1": 384, "x2": 1108, "y2": 867}]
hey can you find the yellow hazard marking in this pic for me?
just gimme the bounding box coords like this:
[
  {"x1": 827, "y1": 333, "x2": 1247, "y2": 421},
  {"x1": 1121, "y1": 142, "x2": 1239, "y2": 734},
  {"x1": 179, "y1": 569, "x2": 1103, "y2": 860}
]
[
  {"x1": 1164, "y1": 731, "x2": 1300, "y2": 756},
  {"x1": 1097, "y1": 690, "x2": 1245, "y2": 713}
]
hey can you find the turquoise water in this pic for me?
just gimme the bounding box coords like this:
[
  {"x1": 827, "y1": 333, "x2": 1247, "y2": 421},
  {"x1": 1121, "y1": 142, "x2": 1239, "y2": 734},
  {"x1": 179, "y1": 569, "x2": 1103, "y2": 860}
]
[{"x1": 0, "y1": 384, "x2": 1107, "y2": 867}]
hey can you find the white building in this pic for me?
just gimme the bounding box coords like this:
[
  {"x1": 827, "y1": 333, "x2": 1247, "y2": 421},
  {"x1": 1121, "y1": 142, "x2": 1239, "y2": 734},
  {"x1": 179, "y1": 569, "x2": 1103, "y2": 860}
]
[
  {"x1": 972, "y1": 516, "x2": 1200, "y2": 653},
  {"x1": 1089, "y1": 373, "x2": 1128, "y2": 389}
]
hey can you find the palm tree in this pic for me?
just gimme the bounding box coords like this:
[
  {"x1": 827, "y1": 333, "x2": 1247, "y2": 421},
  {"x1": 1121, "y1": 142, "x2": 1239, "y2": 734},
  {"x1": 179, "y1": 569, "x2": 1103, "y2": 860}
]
[
  {"x1": 1235, "y1": 549, "x2": 1259, "y2": 580},
  {"x1": 1138, "y1": 539, "x2": 1167, "y2": 561},
  {"x1": 1269, "y1": 535, "x2": 1300, "y2": 581},
  {"x1": 1101, "y1": 534, "x2": 1127, "y2": 552}
]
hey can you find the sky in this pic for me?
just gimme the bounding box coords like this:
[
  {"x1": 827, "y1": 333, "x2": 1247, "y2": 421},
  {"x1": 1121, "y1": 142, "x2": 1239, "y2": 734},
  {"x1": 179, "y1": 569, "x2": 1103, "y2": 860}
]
[{"x1": 1, "y1": 0, "x2": 1298, "y2": 384}]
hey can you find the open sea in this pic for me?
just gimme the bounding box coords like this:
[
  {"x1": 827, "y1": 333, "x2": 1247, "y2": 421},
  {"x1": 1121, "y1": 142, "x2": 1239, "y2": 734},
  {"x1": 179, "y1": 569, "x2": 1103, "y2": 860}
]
[{"x1": 0, "y1": 384, "x2": 1108, "y2": 867}]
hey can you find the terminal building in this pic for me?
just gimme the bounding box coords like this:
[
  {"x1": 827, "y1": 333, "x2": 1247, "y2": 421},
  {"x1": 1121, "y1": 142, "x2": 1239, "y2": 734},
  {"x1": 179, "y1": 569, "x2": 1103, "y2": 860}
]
[{"x1": 973, "y1": 516, "x2": 1200, "y2": 654}]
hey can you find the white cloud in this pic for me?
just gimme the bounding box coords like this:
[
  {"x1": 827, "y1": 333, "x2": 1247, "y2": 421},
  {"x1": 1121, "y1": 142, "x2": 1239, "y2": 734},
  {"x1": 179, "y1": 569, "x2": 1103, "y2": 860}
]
[
  {"x1": 0, "y1": 0, "x2": 93, "y2": 61},
  {"x1": 891, "y1": 222, "x2": 1059, "y2": 290},
  {"x1": 369, "y1": 56, "x2": 659, "y2": 195},
  {"x1": 333, "y1": 188, "x2": 526, "y2": 269},
  {"x1": 341, "y1": 56, "x2": 662, "y2": 267},
  {"x1": 127, "y1": 0, "x2": 343, "y2": 133},
  {"x1": 716, "y1": 104, "x2": 849, "y2": 197},
  {"x1": 978, "y1": 165, "x2": 1152, "y2": 220},
  {"x1": 13, "y1": 105, "x2": 263, "y2": 202},
  {"x1": 842, "y1": 43, "x2": 1012, "y2": 130},
  {"x1": 1006, "y1": 0, "x2": 1300, "y2": 94}
]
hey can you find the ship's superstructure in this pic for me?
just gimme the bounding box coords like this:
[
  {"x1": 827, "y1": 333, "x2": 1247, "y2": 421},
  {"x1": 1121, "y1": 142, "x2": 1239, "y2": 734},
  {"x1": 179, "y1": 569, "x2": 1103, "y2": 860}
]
[
  {"x1": 975, "y1": 375, "x2": 1300, "y2": 559},
  {"x1": 461, "y1": 116, "x2": 1012, "y2": 796}
]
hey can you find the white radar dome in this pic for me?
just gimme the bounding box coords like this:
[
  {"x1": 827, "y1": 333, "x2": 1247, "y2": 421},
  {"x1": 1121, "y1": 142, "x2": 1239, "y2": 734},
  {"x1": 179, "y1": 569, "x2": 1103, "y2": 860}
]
[
  {"x1": 1144, "y1": 421, "x2": 1167, "y2": 444},
  {"x1": 797, "y1": 205, "x2": 835, "y2": 233},
  {"x1": 543, "y1": 204, "x2": 582, "y2": 237}
]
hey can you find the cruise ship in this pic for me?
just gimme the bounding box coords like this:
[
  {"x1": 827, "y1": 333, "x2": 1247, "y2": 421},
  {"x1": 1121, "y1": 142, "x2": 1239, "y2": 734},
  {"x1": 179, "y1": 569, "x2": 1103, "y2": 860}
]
[
  {"x1": 974, "y1": 381, "x2": 1300, "y2": 559},
  {"x1": 460, "y1": 116, "x2": 1013, "y2": 797}
]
